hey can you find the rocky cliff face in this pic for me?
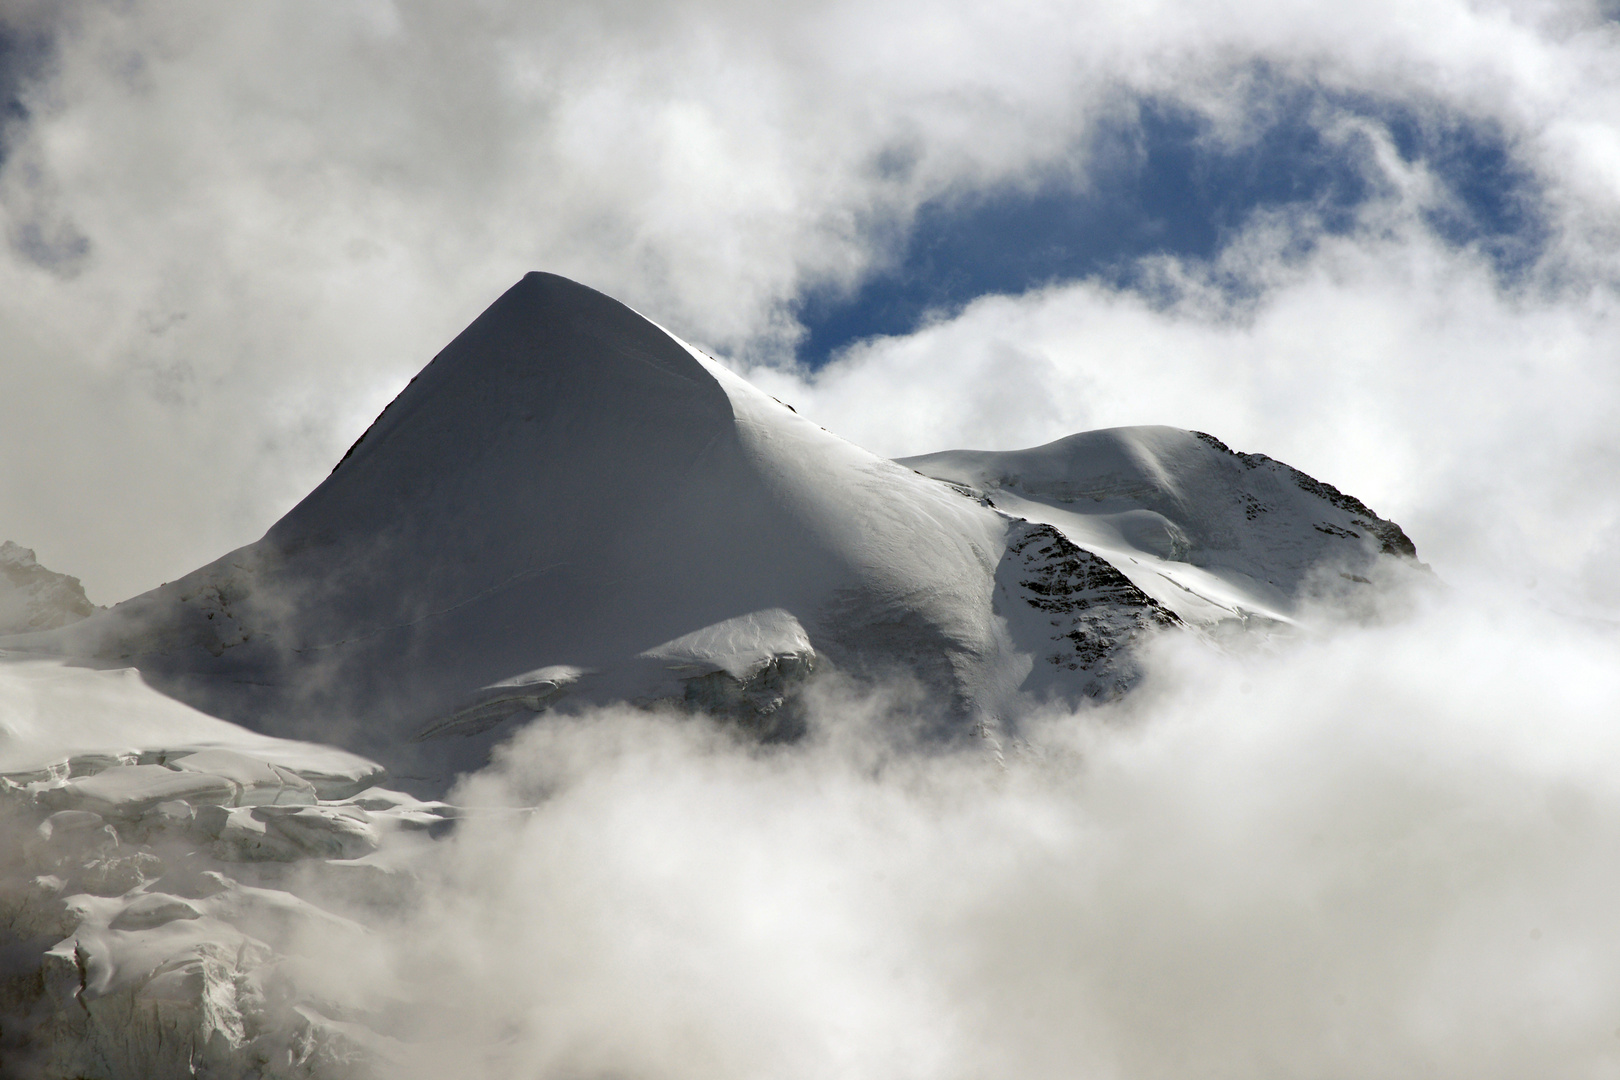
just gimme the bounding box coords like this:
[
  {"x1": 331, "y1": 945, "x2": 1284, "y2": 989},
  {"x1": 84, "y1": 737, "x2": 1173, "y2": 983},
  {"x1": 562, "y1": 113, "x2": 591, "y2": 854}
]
[
  {"x1": 997, "y1": 521, "x2": 1183, "y2": 701},
  {"x1": 0, "y1": 543, "x2": 96, "y2": 635}
]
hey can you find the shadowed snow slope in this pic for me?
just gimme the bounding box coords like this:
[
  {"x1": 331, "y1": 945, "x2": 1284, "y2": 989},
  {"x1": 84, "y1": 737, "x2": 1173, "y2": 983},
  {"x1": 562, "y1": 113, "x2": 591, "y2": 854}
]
[
  {"x1": 6, "y1": 274, "x2": 1418, "y2": 791},
  {"x1": 17, "y1": 275, "x2": 1023, "y2": 787}
]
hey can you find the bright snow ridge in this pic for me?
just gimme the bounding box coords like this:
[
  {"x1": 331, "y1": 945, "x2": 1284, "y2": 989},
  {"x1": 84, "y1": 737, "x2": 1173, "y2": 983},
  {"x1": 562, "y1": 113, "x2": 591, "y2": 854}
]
[{"x1": 900, "y1": 427, "x2": 1418, "y2": 627}]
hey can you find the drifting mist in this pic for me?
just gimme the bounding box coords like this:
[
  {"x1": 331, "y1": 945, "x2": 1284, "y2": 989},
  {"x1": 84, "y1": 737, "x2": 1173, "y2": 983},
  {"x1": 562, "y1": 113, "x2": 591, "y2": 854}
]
[{"x1": 213, "y1": 577, "x2": 1620, "y2": 1079}]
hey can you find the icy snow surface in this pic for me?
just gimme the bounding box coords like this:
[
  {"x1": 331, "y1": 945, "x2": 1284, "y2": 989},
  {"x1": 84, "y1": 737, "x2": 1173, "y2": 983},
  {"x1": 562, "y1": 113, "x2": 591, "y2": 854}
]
[
  {"x1": 900, "y1": 426, "x2": 1419, "y2": 629},
  {"x1": 0, "y1": 654, "x2": 406, "y2": 1076}
]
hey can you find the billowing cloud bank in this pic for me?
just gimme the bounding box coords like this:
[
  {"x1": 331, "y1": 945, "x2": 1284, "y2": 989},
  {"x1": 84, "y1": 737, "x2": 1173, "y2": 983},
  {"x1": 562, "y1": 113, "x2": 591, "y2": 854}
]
[
  {"x1": 4, "y1": 571, "x2": 1618, "y2": 1075},
  {"x1": 256, "y1": 585, "x2": 1620, "y2": 1079}
]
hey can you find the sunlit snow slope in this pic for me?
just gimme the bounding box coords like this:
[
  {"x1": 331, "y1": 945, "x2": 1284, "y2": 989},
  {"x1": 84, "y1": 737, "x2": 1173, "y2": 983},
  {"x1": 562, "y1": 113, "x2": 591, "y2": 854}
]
[
  {"x1": 901, "y1": 428, "x2": 1419, "y2": 628},
  {"x1": 6, "y1": 274, "x2": 1419, "y2": 789}
]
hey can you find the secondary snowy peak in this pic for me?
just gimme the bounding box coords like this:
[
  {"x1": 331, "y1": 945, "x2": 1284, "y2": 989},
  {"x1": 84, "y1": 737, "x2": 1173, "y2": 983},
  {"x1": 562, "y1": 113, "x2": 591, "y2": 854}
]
[
  {"x1": 901, "y1": 427, "x2": 1421, "y2": 626},
  {"x1": 0, "y1": 541, "x2": 96, "y2": 634}
]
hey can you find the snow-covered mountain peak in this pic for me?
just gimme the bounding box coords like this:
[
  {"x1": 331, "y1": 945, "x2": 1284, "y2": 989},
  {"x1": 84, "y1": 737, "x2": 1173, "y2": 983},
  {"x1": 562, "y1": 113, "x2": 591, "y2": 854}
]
[
  {"x1": 6, "y1": 273, "x2": 1421, "y2": 789},
  {"x1": 0, "y1": 541, "x2": 97, "y2": 636},
  {"x1": 902, "y1": 426, "x2": 1420, "y2": 626},
  {"x1": 16, "y1": 276, "x2": 1013, "y2": 782},
  {"x1": 0, "y1": 273, "x2": 1436, "y2": 1070}
]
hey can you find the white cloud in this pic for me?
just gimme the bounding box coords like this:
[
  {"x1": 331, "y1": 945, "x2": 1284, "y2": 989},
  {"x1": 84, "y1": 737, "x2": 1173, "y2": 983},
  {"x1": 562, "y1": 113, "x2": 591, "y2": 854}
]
[
  {"x1": 269, "y1": 589, "x2": 1620, "y2": 1079},
  {"x1": 1, "y1": 0, "x2": 1618, "y2": 598}
]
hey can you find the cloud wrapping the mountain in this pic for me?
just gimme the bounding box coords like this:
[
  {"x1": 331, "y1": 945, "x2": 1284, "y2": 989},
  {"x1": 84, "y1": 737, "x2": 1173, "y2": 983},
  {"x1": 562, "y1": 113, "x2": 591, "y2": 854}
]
[
  {"x1": 266, "y1": 585, "x2": 1620, "y2": 1079},
  {"x1": 1, "y1": 5, "x2": 1619, "y2": 1070}
]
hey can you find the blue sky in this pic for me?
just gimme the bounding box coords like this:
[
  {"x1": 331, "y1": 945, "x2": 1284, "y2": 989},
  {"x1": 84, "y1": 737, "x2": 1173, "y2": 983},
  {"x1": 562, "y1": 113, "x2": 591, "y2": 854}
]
[
  {"x1": 798, "y1": 86, "x2": 1545, "y2": 365},
  {"x1": 0, "y1": 32, "x2": 1543, "y2": 365}
]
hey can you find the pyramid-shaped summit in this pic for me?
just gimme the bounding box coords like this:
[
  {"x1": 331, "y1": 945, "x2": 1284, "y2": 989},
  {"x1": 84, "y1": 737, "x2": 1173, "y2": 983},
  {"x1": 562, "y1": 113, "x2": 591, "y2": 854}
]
[
  {"x1": 37, "y1": 273, "x2": 1419, "y2": 789},
  {"x1": 50, "y1": 275, "x2": 1022, "y2": 781}
]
